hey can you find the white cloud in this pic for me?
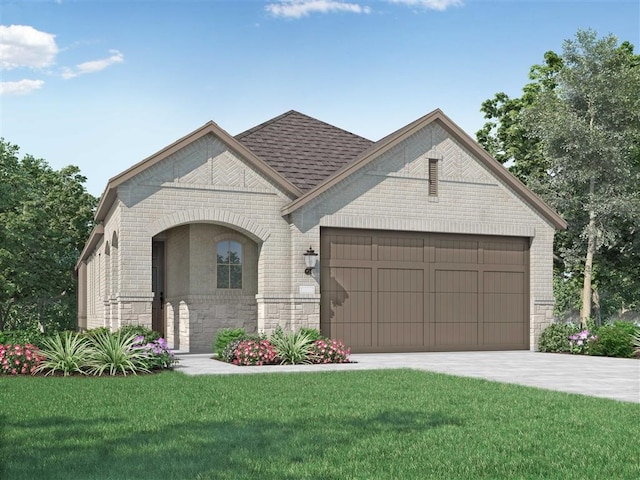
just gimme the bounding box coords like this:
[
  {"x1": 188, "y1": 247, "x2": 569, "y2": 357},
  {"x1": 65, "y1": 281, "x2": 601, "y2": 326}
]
[
  {"x1": 0, "y1": 79, "x2": 45, "y2": 96},
  {"x1": 61, "y1": 49, "x2": 124, "y2": 79},
  {"x1": 387, "y1": 0, "x2": 463, "y2": 11},
  {"x1": 0, "y1": 25, "x2": 58, "y2": 69},
  {"x1": 266, "y1": 0, "x2": 371, "y2": 18}
]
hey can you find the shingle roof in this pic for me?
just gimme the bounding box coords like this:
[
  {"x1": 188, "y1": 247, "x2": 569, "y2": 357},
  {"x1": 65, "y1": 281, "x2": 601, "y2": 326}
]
[{"x1": 235, "y1": 110, "x2": 374, "y2": 191}]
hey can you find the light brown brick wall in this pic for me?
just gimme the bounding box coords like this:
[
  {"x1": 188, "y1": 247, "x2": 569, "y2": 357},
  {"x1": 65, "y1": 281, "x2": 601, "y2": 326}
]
[{"x1": 84, "y1": 123, "x2": 557, "y2": 351}]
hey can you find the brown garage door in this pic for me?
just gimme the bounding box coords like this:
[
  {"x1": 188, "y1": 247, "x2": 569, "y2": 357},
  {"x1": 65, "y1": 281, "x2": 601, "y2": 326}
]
[{"x1": 320, "y1": 228, "x2": 529, "y2": 352}]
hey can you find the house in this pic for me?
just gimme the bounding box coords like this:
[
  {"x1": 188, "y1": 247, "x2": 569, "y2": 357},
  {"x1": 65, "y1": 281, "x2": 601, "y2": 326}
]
[{"x1": 75, "y1": 109, "x2": 566, "y2": 353}]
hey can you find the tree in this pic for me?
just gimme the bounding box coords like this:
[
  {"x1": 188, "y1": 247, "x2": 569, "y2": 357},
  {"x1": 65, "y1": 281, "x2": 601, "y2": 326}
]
[
  {"x1": 477, "y1": 30, "x2": 640, "y2": 326},
  {"x1": 0, "y1": 140, "x2": 97, "y2": 332},
  {"x1": 476, "y1": 51, "x2": 563, "y2": 183}
]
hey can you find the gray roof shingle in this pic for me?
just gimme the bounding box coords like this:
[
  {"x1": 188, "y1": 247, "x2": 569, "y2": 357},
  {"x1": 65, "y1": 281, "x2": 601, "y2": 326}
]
[{"x1": 235, "y1": 110, "x2": 374, "y2": 192}]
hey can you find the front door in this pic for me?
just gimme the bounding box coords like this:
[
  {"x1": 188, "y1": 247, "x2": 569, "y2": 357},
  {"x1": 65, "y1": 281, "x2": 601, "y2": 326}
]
[{"x1": 152, "y1": 242, "x2": 165, "y2": 337}]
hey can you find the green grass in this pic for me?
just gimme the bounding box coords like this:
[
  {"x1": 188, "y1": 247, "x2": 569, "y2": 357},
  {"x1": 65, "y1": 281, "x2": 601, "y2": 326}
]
[{"x1": 2, "y1": 370, "x2": 638, "y2": 479}]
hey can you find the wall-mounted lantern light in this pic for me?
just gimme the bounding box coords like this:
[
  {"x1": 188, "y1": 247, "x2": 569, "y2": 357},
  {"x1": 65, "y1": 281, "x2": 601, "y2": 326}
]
[{"x1": 303, "y1": 247, "x2": 318, "y2": 275}]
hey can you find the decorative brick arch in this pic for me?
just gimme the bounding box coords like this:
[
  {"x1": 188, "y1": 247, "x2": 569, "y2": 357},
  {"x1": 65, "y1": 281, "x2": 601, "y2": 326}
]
[{"x1": 146, "y1": 208, "x2": 271, "y2": 242}]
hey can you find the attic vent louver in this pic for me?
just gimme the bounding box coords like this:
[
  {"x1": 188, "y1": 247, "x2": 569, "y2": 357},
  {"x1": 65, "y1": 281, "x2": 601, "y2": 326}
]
[{"x1": 428, "y1": 158, "x2": 438, "y2": 196}]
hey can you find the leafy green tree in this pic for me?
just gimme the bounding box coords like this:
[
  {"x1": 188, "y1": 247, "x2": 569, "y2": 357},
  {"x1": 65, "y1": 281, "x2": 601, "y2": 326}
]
[
  {"x1": 477, "y1": 30, "x2": 640, "y2": 326},
  {"x1": 0, "y1": 139, "x2": 96, "y2": 332},
  {"x1": 476, "y1": 51, "x2": 563, "y2": 183}
]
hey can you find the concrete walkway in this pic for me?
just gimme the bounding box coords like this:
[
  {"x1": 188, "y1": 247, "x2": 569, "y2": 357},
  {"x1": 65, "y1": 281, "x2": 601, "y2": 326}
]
[{"x1": 174, "y1": 351, "x2": 640, "y2": 403}]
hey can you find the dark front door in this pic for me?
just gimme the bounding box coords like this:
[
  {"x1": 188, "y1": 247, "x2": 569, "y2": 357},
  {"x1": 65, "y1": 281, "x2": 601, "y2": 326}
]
[{"x1": 152, "y1": 242, "x2": 165, "y2": 337}]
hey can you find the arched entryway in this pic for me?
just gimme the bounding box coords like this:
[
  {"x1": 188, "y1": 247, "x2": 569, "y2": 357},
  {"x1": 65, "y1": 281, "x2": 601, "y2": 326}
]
[{"x1": 153, "y1": 223, "x2": 259, "y2": 353}]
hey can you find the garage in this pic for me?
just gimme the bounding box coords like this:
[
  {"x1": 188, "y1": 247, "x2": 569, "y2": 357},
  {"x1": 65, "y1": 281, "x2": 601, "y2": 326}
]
[{"x1": 320, "y1": 228, "x2": 530, "y2": 353}]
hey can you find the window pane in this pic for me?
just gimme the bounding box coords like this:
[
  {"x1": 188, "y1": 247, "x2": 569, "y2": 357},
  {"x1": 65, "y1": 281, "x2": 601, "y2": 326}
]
[
  {"x1": 217, "y1": 265, "x2": 229, "y2": 289},
  {"x1": 217, "y1": 241, "x2": 229, "y2": 264},
  {"x1": 228, "y1": 241, "x2": 242, "y2": 264},
  {"x1": 230, "y1": 265, "x2": 242, "y2": 289}
]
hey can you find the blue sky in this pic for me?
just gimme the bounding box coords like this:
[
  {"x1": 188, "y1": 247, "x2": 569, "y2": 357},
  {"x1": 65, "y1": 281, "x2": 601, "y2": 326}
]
[{"x1": 1, "y1": 0, "x2": 638, "y2": 197}]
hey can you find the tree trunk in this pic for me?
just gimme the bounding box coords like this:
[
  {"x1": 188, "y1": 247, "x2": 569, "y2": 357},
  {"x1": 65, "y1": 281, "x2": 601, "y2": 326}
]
[
  {"x1": 592, "y1": 288, "x2": 601, "y2": 326},
  {"x1": 581, "y1": 179, "x2": 597, "y2": 328},
  {"x1": 0, "y1": 298, "x2": 15, "y2": 332}
]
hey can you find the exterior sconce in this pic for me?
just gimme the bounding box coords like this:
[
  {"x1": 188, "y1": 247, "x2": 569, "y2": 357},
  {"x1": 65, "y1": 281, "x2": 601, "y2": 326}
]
[{"x1": 303, "y1": 247, "x2": 318, "y2": 275}]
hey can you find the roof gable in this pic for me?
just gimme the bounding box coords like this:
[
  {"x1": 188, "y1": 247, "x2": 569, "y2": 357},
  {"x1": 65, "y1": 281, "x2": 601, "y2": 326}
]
[
  {"x1": 281, "y1": 109, "x2": 567, "y2": 230},
  {"x1": 235, "y1": 110, "x2": 374, "y2": 192},
  {"x1": 93, "y1": 120, "x2": 302, "y2": 223}
]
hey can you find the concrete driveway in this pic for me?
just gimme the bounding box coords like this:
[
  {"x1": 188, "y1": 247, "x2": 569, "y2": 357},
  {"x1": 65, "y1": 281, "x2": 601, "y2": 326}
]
[{"x1": 174, "y1": 351, "x2": 640, "y2": 403}]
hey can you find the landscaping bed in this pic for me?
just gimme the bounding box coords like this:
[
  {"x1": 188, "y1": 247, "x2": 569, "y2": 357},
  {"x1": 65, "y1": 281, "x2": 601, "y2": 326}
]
[
  {"x1": 0, "y1": 326, "x2": 177, "y2": 377},
  {"x1": 539, "y1": 319, "x2": 640, "y2": 358},
  {"x1": 213, "y1": 327, "x2": 351, "y2": 366}
]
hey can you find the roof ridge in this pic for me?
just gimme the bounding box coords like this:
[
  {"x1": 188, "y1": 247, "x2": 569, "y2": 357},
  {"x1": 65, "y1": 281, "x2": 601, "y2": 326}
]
[
  {"x1": 235, "y1": 110, "x2": 372, "y2": 143},
  {"x1": 234, "y1": 110, "x2": 299, "y2": 139}
]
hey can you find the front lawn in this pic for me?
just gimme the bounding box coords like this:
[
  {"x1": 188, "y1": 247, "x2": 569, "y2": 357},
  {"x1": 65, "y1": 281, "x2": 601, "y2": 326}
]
[{"x1": 2, "y1": 370, "x2": 638, "y2": 479}]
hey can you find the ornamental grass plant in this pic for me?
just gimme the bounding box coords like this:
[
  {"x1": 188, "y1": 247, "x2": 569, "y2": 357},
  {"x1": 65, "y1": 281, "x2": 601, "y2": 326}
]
[
  {"x1": 269, "y1": 327, "x2": 314, "y2": 365},
  {"x1": 35, "y1": 331, "x2": 92, "y2": 376},
  {"x1": 85, "y1": 331, "x2": 150, "y2": 376}
]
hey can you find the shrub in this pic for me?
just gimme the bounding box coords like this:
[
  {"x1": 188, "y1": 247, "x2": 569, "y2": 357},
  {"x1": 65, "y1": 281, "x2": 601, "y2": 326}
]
[
  {"x1": 0, "y1": 343, "x2": 43, "y2": 375},
  {"x1": 538, "y1": 323, "x2": 580, "y2": 353},
  {"x1": 270, "y1": 327, "x2": 314, "y2": 365},
  {"x1": 86, "y1": 331, "x2": 150, "y2": 376},
  {"x1": 35, "y1": 332, "x2": 93, "y2": 376},
  {"x1": 213, "y1": 328, "x2": 247, "y2": 358},
  {"x1": 588, "y1": 325, "x2": 634, "y2": 358},
  {"x1": 568, "y1": 330, "x2": 597, "y2": 355},
  {"x1": 0, "y1": 328, "x2": 46, "y2": 348},
  {"x1": 132, "y1": 336, "x2": 178, "y2": 370},
  {"x1": 309, "y1": 338, "x2": 351, "y2": 364},
  {"x1": 220, "y1": 338, "x2": 244, "y2": 363},
  {"x1": 611, "y1": 320, "x2": 639, "y2": 338},
  {"x1": 118, "y1": 325, "x2": 162, "y2": 343},
  {"x1": 299, "y1": 327, "x2": 322, "y2": 342},
  {"x1": 82, "y1": 327, "x2": 111, "y2": 339},
  {"x1": 232, "y1": 339, "x2": 277, "y2": 366}
]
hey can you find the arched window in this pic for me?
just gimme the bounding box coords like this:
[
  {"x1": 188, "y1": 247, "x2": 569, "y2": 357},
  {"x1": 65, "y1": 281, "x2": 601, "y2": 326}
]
[{"x1": 216, "y1": 240, "x2": 242, "y2": 289}]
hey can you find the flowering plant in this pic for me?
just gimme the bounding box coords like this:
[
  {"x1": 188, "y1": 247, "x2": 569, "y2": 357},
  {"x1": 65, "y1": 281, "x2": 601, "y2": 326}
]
[
  {"x1": 0, "y1": 343, "x2": 44, "y2": 375},
  {"x1": 569, "y1": 330, "x2": 597, "y2": 355},
  {"x1": 308, "y1": 338, "x2": 350, "y2": 364},
  {"x1": 131, "y1": 336, "x2": 178, "y2": 370},
  {"x1": 233, "y1": 339, "x2": 277, "y2": 366}
]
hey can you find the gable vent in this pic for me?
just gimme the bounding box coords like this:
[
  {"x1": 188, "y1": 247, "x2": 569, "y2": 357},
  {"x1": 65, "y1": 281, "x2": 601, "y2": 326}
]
[{"x1": 428, "y1": 158, "x2": 438, "y2": 196}]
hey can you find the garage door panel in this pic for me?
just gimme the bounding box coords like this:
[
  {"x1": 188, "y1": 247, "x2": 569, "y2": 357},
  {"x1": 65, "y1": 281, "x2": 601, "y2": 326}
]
[
  {"x1": 435, "y1": 293, "x2": 478, "y2": 323},
  {"x1": 334, "y1": 323, "x2": 372, "y2": 347},
  {"x1": 435, "y1": 323, "x2": 478, "y2": 345},
  {"x1": 485, "y1": 293, "x2": 525, "y2": 323},
  {"x1": 378, "y1": 323, "x2": 424, "y2": 346},
  {"x1": 435, "y1": 239, "x2": 479, "y2": 264},
  {"x1": 330, "y1": 292, "x2": 372, "y2": 323},
  {"x1": 378, "y1": 268, "x2": 423, "y2": 292},
  {"x1": 329, "y1": 234, "x2": 372, "y2": 261},
  {"x1": 483, "y1": 322, "x2": 525, "y2": 345},
  {"x1": 378, "y1": 292, "x2": 423, "y2": 323},
  {"x1": 484, "y1": 241, "x2": 527, "y2": 265},
  {"x1": 435, "y1": 270, "x2": 478, "y2": 293},
  {"x1": 378, "y1": 236, "x2": 424, "y2": 262},
  {"x1": 323, "y1": 267, "x2": 371, "y2": 292},
  {"x1": 484, "y1": 271, "x2": 524, "y2": 294}
]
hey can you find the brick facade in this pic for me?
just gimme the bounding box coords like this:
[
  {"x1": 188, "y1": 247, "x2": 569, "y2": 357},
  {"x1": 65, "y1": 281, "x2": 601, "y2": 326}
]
[{"x1": 80, "y1": 112, "x2": 560, "y2": 353}]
